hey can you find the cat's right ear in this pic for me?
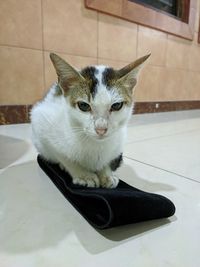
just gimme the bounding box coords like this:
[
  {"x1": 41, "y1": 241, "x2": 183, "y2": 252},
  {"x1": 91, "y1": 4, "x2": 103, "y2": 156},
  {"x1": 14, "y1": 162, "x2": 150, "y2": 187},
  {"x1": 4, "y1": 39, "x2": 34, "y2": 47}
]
[{"x1": 50, "y1": 53, "x2": 85, "y2": 93}]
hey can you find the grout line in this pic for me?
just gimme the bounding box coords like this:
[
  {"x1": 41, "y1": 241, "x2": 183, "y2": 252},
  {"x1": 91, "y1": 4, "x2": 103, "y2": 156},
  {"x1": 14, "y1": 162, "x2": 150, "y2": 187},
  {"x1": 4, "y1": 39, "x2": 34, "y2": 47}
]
[
  {"x1": 165, "y1": 33, "x2": 170, "y2": 68},
  {"x1": 97, "y1": 11, "x2": 99, "y2": 62},
  {"x1": 40, "y1": 0, "x2": 46, "y2": 91},
  {"x1": 0, "y1": 44, "x2": 43, "y2": 52},
  {"x1": 126, "y1": 127, "x2": 200, "y2": 144},
  {"x1": 0, "y1": 44, "x2": 96, "y2": 61},
  {"x1": 124, "y1": 156, "x2": 200, "y2": 184}
]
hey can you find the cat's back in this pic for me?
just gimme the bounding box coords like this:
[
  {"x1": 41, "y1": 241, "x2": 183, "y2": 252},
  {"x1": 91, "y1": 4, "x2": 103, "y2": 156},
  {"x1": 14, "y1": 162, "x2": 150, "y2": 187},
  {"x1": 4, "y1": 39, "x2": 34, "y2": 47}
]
[
  {"x1": 31, "y1": 83, "x2": 65, "y2": 122},
  {"x1": 31, "y1": 83, "x2": 68, "y2": 140},
  {"x1": 31, "y1": 83, "x2": 70, "y2": 161}
]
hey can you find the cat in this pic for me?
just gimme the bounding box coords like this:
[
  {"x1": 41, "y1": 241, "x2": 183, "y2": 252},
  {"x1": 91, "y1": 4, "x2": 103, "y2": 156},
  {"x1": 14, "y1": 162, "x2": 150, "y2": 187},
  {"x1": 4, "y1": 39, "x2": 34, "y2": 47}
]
[{"x1": 31, "y1": 53, "x2": 150, "y2": 188}]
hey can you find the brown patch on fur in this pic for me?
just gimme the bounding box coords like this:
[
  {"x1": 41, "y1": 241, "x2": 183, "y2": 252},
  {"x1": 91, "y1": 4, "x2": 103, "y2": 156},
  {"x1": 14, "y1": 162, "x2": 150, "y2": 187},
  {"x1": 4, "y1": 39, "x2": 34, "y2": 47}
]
[
  {"x1": 57, "y1": 66, "x2": 99, "y2": 107},
  {"x1": 64, "y1": 80, "x2": 91, "y2": 107},
  {"x1": 115, "y1": 80, "x2": 136, "y2": 106},
  {"x1": 63, "y1": 66, "x2": 100, "y2": 108}
]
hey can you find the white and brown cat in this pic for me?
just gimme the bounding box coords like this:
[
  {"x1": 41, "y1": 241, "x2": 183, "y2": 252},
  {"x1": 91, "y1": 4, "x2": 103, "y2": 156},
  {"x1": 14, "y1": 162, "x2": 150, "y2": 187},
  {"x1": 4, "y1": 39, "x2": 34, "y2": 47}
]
[{"x1": 31, "y1": 53, "x2": 150, "y2": 188}]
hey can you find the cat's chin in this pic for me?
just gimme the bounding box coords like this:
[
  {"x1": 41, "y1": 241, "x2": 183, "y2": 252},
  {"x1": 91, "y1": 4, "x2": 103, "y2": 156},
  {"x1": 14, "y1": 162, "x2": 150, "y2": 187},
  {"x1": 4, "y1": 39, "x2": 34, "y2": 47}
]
[{"x1": 97, "y1": 135, "x2": 107, "y2": 141}]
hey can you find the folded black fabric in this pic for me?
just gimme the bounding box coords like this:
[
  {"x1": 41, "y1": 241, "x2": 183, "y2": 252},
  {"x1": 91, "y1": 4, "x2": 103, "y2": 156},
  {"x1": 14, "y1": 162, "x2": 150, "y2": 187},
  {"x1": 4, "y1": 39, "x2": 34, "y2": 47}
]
[{"x1": 37, "y1": 155, "x2": 175, "y2": 229}]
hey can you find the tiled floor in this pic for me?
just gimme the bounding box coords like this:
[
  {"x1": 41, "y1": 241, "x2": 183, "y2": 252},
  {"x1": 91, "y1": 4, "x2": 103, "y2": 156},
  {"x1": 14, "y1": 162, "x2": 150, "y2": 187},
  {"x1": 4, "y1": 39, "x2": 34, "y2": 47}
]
[{"x1": 0, "y1": 110, "x2": 200, "y2": 267}]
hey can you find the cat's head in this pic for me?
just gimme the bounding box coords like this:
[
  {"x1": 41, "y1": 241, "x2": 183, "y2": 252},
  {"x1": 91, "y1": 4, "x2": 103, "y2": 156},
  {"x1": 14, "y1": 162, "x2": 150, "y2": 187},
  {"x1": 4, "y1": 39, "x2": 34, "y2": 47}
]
[{"x1": 50, "y1": 53, "x2": 150, "y2": 141}]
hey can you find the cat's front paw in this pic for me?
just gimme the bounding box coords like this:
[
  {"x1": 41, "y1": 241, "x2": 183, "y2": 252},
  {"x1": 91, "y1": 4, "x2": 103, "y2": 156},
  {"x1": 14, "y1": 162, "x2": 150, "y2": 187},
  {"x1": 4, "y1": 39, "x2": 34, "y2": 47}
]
[
  {"x1": 73, "y1": 172, "x2": 100, "y2": 188},
  {"x1": 99, "y1": 174, "x2": 119, "y2": 188}
]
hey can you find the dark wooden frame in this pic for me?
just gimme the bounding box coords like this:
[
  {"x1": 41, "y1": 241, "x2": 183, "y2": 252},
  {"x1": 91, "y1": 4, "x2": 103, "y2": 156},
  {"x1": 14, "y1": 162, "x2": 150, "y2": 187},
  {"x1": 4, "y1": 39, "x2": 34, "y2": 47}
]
[{"x1": 85, "y1": 0, "x2": 197, "y2": 41}]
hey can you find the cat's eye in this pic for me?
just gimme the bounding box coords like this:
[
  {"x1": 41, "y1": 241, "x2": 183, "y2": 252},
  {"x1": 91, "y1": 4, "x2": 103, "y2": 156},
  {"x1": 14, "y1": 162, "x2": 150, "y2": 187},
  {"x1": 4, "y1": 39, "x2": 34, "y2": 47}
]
[
  {"x1": 77, "y1": 101, "x2": 91, "y2": 112},
  {"x1": 111, "y1": 102, "x2": 124, "y2": 112}
]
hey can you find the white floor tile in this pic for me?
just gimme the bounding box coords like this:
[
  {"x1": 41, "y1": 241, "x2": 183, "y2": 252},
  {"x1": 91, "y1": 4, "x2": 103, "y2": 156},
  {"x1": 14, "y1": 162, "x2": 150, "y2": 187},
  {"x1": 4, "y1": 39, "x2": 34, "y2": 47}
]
[
  {"x1": 125, "y1": 130, "x2": 200, "y2": 182},
  {"x1": 127, "y1": 110, "x2": 200, "y2": 143}
]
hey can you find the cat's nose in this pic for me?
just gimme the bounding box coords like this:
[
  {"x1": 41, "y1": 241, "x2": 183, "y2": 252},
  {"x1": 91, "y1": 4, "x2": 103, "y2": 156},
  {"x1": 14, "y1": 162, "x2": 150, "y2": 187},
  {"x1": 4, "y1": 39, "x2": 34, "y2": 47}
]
[{"x1": 95, "y1": 127, "x2": 107, "y2": 136}]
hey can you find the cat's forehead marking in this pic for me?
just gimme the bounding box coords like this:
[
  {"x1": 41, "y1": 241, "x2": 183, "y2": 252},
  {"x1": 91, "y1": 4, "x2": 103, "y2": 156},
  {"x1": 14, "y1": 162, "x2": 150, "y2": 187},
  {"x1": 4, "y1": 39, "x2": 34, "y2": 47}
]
[
  {"x1": 80, "y1": 66, "x2": 99, "y2": 97},
  {"x1": 92, "y1": 66, "x2": 123, "y2": 107},
  {"x1": 102, "y1": 66, "x2": 133, "y2": 106},
  {"x1": 93, "y1": 66, "x2": 111, "y2": 106},
  {"x1": 102, "y1": 67, "x2": 116, "y2": 86},
  {"x1": 80, "y1": 65, "x2": 116, "y2": 99},
  {"x1": 95, "y1": 65, "x2": 117, "y2": 89},
  {"x1": 76, "y1": 65, "x2": 132, "y2": 106},
  {"x1": 94, "y1": 65, "x2": 107, "y2": 85}
]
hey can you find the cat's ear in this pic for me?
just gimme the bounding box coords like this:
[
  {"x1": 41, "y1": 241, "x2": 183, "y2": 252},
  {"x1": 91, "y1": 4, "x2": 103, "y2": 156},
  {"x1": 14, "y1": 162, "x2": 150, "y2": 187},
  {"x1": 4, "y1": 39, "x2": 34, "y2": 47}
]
[
  {"x1": 116, "y1": 54, "x2": 150, "y2": 91},
  {"x1": 50, "y1": 53, "x2": 85, "y2": 93}
]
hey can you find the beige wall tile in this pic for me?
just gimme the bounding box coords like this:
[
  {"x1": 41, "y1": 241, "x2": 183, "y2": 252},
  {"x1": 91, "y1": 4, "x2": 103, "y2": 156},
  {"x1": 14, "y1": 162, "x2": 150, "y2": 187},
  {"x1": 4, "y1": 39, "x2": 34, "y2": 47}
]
[
  {"x1": 159, "y1": 68, "x2": 189, "y2": 100},
  {"x1": 44, "y1": 51, "x2": 97, "y2": 88},
  {"x1": 184, "y1": 71, "x2": 200, "y2": 100},
  {"x1": 188, "y1": 44, "x2": 200, "y2": 72},
  {"x1": 0, "y1": 0, "x2": 42, "y2": 49},
  {"x1": 98, "y1": 58, "x2": 129, "y2": 69},
  {"x1": 0, "y1": 46, "x2": 44, "y2": 105},
  {"x1": 0, "y1": 1, "x2": 200, "y2": 105},
  {"x1": 43, "y1": 0, "x2": 97, "y2": 57},
  {"x1": 134, "y1": 66, "x2": 163, "y2": 101},
  {"x1": 98, "y1": 14, "x2": 137, "y2": 62},
  {"x1": 137, "y1": 26, "x2": 167, "y2": 66},
  {"x1": 166, "y1": 36, "x2": 191, "y2": 69},
  {"x1": 130, "y1": 65, "x2": 200, "y2": 102}
]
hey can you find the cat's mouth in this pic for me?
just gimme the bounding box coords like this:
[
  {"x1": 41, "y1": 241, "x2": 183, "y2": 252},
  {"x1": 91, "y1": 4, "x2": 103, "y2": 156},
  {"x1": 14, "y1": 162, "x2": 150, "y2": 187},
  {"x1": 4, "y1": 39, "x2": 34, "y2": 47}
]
[
  {"x1": 84, "y1": 129, "x2": 111, "y2": 141},
  {"x1": 88, "y1": 132, "x2": 109, "y2": 141}
]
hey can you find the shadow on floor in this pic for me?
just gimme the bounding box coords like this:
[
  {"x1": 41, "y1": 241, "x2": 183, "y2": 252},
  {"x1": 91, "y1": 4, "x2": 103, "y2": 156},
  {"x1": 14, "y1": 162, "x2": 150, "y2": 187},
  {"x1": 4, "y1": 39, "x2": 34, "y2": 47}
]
[
  {"x1": 0, "y1": 135, "x2": 29, "y2": 168},
  {"x1": 117, "y1": 163, "x2": 176, "y2": 193}
]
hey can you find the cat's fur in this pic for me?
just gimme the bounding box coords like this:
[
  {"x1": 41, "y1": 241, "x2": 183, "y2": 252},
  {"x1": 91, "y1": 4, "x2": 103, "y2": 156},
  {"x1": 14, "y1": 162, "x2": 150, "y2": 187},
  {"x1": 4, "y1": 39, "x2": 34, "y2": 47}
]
[{"x1": 31, "y1": 53, "x2": 150, "y2": 188}]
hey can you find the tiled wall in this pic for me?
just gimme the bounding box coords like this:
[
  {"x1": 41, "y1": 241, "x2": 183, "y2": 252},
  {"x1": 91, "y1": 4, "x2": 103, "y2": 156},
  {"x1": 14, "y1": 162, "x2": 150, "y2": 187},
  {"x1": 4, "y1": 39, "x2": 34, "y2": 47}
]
[{"x1": 0, "y1": 0, "x2": 200, "y2": 105}]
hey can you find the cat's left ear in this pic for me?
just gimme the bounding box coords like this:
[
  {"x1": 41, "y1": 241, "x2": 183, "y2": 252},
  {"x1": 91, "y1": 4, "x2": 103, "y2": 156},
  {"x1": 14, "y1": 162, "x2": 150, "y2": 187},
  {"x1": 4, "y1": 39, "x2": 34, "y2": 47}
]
[
  {"x1": 116, "y1": 54, "x2": 151, "y2": 91},
  {"x1": 50, "y1": 53, "x2": 85, "y2": 94}
]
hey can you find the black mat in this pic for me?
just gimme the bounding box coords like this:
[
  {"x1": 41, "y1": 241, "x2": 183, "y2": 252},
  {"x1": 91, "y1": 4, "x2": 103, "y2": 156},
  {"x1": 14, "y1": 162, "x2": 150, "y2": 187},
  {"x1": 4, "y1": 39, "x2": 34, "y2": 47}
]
[{"x1": 37, "y1": 155, "x2": 175, "y2": 229}]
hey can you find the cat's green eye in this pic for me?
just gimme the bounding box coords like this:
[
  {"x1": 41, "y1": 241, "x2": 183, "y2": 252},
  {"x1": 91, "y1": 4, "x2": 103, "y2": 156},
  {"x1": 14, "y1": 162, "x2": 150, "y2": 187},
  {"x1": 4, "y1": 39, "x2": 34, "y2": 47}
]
[
  {"x1": 77, "y1": 101, "x2": 91, "y2": 112},
  {"x1": 111, "y1": 102, "x2": 124, "y2": 112}
]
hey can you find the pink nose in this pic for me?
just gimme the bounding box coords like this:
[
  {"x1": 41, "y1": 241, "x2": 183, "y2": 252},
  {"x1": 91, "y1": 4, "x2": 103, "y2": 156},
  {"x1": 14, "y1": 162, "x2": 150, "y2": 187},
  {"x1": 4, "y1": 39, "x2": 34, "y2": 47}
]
[{"x1": 95, "y1": 128, "x2": 107, "y2": 136}]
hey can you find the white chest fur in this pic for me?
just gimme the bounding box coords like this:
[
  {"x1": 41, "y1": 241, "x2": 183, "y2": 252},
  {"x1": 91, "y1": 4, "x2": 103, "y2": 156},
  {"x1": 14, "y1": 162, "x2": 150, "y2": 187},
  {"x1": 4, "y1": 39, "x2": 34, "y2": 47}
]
[{"x1": 66, "y1": 130, "x2": 124, "y2": 171}]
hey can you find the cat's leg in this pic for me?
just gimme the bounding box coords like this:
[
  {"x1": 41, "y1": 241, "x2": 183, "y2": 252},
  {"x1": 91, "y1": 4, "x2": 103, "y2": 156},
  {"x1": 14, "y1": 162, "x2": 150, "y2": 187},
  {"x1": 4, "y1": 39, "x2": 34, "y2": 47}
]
[
  {"x1": 59, "y1": 158, "x2": 100, "y2": 188},
  {"x1": 97, "y1": 166, "x2": 119, "y2": 188}
]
